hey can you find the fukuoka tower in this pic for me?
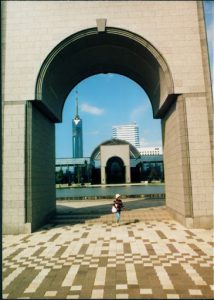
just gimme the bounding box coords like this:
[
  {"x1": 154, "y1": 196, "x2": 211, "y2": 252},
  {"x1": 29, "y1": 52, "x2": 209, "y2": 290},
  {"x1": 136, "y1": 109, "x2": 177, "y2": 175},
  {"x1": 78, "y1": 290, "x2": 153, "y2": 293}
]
[{"x1": 72, "y1": 90, "x2": 83, "y2": 158}]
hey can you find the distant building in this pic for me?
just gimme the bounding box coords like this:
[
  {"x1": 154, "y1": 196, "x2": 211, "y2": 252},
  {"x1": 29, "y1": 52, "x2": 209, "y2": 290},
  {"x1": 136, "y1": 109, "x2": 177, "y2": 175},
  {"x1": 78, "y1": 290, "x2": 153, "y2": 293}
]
[
  {"x1": 138, "y1": 146, "x2": 162, "y2": 156},
  {"x1": 55, "y1": 139, "x2": 143, "y2": 185},
  {"x1": 112, "y1": 122, "x2": 140, "y2": 148},
  {"x1": 58, "y1": 114, "x2": 164, "y2": 184},
  {"x1": 55, "y1": 157, "x2": 91, "y2": 184},
  {"x1": 56, "y1": 141, "x2": 164, "y2": 184},
  {"x1": 90, "y1": 138, "x2": 142, "y2": 184},
  {"x1": 72, "y1": 90, "x2": 83, "y2": 158}
]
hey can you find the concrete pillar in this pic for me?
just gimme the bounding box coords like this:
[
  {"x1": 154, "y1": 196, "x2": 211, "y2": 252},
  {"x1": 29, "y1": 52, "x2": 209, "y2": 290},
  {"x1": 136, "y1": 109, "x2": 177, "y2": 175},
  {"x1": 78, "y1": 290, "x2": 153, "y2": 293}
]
[
  {"x1": 3, "y1": 101, "x2": 56, "y2": 234},
  {"x1": 125, "y1": 165, "x2": 131, "y2": 183},
  {"x1": 26, "y1": 102, "x2": 56, "y2": 232},
  {"x1": 163, "y1": 94, "x2": 213, "y2": 228},
  {"x1": 101, "y1": 166, "x2": 106, "y2": 184},
  {"x1": 3, "y1": 102, "x2": 30, "y2": 234}
]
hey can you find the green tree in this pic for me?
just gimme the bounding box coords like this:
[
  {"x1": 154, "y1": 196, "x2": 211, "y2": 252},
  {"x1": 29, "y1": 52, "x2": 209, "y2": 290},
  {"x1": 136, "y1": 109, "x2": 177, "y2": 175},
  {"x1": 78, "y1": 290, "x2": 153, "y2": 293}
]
[{"x1": 55, "y1": 169, "x2": 64, "y2": 184}]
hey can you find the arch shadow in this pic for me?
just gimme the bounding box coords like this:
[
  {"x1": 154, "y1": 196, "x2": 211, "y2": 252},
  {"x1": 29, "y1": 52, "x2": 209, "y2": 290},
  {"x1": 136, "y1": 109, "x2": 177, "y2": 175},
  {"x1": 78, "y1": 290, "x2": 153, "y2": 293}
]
[{"x1": 39, "y1": 197, "x2": 166, "y2": 229}]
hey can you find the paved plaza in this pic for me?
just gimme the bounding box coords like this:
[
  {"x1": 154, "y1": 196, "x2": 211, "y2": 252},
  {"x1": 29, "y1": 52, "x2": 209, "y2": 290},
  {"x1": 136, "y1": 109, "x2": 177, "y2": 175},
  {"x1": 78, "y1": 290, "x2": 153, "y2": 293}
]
[{"x1": 3, "y1": 199, "x2": 214, "y2": 299}]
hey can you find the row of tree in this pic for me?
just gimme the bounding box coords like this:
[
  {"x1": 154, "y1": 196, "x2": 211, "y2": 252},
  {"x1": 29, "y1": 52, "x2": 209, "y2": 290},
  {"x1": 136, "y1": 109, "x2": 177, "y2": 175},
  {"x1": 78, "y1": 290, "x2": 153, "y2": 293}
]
[{"x1": 55, "y1": 165, "x2": 164, "y2": 185}]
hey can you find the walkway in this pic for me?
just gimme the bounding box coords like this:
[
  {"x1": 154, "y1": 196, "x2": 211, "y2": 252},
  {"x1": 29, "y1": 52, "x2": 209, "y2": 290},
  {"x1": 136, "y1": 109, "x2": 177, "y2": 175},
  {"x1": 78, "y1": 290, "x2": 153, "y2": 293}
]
[{"x1": 3, "y1": 199, "x2": 214, "y2": 299}]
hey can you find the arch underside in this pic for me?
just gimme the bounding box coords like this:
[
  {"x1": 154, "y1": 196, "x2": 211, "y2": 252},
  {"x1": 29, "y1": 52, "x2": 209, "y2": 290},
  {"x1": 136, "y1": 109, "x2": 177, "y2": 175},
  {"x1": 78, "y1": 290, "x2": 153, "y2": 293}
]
[
  {"x1": 106, "y1": 156, "x2": 125, "y2": 184},
  {"x1": 36, "y1": 27, "x2": 175, "y2": 122}
]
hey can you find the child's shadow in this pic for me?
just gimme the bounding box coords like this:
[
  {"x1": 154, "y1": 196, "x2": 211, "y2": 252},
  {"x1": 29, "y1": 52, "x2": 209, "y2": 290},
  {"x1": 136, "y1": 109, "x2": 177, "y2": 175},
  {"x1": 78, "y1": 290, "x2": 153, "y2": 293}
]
[{"x1": 123, "y1": 219, "x2": 139, "y2": 225}]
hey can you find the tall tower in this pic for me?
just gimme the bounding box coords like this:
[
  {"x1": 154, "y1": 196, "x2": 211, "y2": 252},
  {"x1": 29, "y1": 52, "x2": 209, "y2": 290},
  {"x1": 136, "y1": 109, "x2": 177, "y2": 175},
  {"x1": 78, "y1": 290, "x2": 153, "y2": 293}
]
[{"x1": 72, "y1": 90, "x2": 83, "y2": 158}]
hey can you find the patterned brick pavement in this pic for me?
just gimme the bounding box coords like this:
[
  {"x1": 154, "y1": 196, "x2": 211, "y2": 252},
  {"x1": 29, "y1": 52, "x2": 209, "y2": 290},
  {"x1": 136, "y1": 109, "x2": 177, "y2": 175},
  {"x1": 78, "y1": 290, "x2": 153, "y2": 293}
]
[{"x1": 3, "y1": 202, "x2": 214, "y2": 299}]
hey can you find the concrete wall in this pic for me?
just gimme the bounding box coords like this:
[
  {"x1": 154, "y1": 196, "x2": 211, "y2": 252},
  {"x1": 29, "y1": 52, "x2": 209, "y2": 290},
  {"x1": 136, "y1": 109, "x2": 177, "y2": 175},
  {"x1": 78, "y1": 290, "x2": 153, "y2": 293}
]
[
  {"x1": 163, "y1": 94, "x2": 213, "y2": 228},
  {"x1": 3, "y1": 102, "x2": 29, "y2": 234},
  {"x1": 2, "y1": 1, "x2": 206, "y2": 103},
  {"x1": 3, "y1": 102, "x2": 56, "y2": 234},
  {"x1": 183, "y1": 94, "x2": 213, "y2": 228},
  {"x1": 26, "y1": 102, "x2": 56, "y2": 232},
  {"x1": 2, "y1": 1, "x2": 213, "y2": 232}
]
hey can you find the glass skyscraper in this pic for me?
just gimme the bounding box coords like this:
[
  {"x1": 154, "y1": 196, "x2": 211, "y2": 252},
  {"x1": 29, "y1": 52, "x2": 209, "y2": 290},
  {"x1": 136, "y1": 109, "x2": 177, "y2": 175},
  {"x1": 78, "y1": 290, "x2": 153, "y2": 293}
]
[
  {"x1": 112, "y1": 122, "x2": 140, "y2": 148},
  {"x1": 72, "y1": 91, "x2": 83, "y2": 158}
]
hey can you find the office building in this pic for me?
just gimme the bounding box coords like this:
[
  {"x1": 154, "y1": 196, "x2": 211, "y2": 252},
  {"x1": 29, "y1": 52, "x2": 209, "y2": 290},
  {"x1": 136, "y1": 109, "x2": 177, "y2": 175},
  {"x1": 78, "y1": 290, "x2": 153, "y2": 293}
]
[{"x1": 112, "y1": 122, "x2": 140, "y2": 148}]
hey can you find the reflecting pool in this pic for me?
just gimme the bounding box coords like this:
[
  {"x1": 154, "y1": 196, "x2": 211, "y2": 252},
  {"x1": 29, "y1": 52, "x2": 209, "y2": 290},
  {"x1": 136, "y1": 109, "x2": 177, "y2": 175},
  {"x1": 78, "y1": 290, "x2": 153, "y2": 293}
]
[{"x1": 56, "y1": 184, "x2": 165, "y2": 199}]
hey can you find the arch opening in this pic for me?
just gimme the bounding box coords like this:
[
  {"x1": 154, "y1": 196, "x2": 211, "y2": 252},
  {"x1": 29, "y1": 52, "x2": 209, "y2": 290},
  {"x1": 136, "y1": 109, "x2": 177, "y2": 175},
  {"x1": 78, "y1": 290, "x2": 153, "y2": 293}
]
[
  {"x1": 36, "y1": 27, "x2": 175, "y2": 122},
  {"x1": 33, "y1": 26, "x2": 174, "y2": 230},
  {"x1": 106, "y1": 156, "x2": 125, "y2": 184}
]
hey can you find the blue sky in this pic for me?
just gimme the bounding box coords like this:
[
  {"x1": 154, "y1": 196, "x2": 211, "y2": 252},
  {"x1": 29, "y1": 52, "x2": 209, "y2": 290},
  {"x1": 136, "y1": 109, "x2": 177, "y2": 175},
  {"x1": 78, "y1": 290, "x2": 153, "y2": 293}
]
[{"x1": 56, "y1": 1, "x2": 213, "y2": 158}]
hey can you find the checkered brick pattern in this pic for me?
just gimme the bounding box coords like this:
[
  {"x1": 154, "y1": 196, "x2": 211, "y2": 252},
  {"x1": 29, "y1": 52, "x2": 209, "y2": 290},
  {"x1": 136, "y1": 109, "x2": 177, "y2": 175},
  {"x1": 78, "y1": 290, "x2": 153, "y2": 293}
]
[{"x1": 3, "y1": 206, "x2": 214, "y2": 299}]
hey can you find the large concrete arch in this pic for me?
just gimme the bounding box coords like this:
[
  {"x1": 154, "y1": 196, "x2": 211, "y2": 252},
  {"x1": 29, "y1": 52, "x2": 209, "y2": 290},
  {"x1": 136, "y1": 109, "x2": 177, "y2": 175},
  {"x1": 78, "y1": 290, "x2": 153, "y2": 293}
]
[
  {"x1": 35, "y1": 27, "x2": 174, "y2": 121},
  {"x1": 2, "y1": 1, "x2": 213, "y2": 233}
]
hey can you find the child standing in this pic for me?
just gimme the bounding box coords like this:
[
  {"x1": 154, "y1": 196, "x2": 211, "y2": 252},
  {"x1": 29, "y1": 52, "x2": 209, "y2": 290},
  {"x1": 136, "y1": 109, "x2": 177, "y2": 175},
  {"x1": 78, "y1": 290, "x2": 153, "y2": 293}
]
[{"x1": 113, "y1": 193, "x2": 124, "y2": 225}]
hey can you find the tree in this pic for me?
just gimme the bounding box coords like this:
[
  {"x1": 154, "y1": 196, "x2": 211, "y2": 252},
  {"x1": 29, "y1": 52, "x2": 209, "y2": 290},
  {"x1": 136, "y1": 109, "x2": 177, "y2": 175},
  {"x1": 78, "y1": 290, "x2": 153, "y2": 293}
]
[{"x1": 55, "y1": 169, "x2": 64, "y2": 184}]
